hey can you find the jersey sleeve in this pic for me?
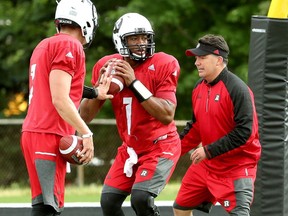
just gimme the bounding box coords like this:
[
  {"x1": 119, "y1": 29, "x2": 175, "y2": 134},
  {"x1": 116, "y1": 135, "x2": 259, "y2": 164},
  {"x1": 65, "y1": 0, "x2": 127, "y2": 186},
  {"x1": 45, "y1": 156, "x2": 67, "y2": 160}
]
[
  {"x1": 91, "y1": 54, "x2": 121, "y2": 86},
  {"x1": 92, "y1": 61, "x2": 102, "y2": 86},
  {"x1": 50, "y1": 40, "x2": 83, "y2": 77},
  {"x1": 154, "y1": 54, "x2": 180, "y2": 104}
]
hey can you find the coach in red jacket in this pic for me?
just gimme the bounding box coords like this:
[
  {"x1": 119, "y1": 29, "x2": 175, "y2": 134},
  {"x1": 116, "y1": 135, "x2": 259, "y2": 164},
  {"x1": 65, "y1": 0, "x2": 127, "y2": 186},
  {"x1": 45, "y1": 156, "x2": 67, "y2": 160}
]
[{"x1": 173, "y1": 34, "x2": 261, "y2": 216}]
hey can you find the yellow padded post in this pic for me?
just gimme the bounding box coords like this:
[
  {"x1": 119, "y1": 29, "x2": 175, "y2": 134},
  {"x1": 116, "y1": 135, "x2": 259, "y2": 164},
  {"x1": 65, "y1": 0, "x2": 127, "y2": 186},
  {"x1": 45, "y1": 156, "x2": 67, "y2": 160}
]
[{"x1": 268, "y1": 0, "x2": 288, "y2": 18}]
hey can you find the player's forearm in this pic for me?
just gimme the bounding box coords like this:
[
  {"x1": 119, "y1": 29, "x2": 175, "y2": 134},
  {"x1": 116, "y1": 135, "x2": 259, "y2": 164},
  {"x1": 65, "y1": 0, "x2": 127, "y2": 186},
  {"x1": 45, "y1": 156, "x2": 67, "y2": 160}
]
[
  {"x1": 79, "y1": 98, "x2": 102, "y2": 123},
  {"x1": 141, "y1": 97, "x2": 176, "y2": 125},
  {"x1": 53, "y1": 97, "x2": 91, "y2": 135}
]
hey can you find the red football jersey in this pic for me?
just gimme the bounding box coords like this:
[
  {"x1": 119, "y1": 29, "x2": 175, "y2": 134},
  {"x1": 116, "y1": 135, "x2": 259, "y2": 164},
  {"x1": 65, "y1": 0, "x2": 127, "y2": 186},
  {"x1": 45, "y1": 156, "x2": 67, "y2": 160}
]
[
  {"x1": 92, "y1": 52, "x2": 180, "y2": 153},
  {"x1": 22, "y1": 33, "x2": 86, "y2": 136}
]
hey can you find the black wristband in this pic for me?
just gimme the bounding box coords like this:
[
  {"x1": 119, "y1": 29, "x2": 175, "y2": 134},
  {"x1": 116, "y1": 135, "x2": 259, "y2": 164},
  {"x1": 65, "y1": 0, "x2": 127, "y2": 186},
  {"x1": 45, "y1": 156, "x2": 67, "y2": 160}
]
[
  {"x1": 82, "y1": 85, "x2": 98, "y2": 99},
  {"x1": 128, "y1": 80, "x2": 153, "y2": 103}
]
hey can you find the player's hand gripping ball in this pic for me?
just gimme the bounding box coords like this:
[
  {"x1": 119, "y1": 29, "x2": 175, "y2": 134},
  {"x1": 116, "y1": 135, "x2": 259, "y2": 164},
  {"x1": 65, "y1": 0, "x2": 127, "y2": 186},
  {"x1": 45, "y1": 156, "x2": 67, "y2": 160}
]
[
  {"x1": 59, "y1": 135, "x2": 84, "y2": 165},
  {"x1": 106, "y1": 60, "x2": 124, "y2": 95}
]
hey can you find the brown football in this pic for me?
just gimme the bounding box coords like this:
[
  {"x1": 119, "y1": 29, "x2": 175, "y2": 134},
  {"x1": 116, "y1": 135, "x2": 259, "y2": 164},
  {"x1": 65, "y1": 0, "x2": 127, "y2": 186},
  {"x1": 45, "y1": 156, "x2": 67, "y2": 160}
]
[
  {"x1": 106, "y1": 61, "x2": 124, "y2": 95},
  {"x1": 59, "y1": 135, "x2": 83, "y2": 165}
]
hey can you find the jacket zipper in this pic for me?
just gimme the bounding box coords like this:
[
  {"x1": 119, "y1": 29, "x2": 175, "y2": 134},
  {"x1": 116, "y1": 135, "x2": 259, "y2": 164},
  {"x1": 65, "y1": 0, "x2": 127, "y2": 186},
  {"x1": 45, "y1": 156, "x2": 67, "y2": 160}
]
[{"x1": 206, "y1": 86, "x2": 211, "y2": 112}]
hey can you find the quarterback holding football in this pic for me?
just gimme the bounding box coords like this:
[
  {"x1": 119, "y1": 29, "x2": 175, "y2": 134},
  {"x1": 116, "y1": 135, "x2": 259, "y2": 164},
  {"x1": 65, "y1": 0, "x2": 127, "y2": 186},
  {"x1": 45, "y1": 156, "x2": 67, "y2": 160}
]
[{"x1": 80, "y1": 13, "x2": 181, "y2": 216}]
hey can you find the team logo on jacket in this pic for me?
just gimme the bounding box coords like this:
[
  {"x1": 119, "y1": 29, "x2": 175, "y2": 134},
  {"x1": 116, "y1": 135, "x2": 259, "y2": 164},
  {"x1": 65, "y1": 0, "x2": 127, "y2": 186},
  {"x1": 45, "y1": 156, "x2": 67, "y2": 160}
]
[{"x1": 214, "y1": 94, "x2": 220, "y2": 101}]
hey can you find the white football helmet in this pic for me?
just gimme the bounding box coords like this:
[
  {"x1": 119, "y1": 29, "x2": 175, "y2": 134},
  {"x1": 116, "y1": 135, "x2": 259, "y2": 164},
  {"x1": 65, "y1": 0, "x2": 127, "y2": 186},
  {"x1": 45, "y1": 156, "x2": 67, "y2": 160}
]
[
  {"x1": 113, "y1": 13, "x2": 155, "y2": 61},
  {"x1": 55, "y1": 0, "x2": 98, "y2": 47}
]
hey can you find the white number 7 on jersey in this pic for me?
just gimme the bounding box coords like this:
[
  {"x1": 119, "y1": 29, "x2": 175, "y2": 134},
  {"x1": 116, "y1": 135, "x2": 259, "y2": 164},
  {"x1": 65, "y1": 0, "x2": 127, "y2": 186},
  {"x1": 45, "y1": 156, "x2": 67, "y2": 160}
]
[{"x1": 123, "y1": 97, "x2": 132, "y2": 135}]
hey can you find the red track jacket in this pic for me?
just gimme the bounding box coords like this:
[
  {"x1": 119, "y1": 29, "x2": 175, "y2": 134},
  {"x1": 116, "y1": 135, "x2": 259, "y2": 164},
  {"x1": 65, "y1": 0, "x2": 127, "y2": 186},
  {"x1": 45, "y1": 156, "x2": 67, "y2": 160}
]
[{"x1": 181, "y1": 68, "x2": 261, "y2": 175}]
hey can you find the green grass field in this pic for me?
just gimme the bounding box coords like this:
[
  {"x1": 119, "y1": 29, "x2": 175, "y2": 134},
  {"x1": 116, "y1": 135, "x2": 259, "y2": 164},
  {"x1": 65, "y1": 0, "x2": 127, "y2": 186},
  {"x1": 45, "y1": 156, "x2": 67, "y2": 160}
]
[{"x1": 0, "y1": 182, "x2": 181, "y2": 203}]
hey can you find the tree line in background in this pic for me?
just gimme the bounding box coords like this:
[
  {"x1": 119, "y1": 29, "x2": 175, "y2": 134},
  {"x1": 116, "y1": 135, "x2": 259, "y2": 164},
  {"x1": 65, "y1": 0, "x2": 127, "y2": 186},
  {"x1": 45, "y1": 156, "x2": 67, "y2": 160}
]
[{"x1": 0, "y1": 0, "x2": 270, "y2": 119}]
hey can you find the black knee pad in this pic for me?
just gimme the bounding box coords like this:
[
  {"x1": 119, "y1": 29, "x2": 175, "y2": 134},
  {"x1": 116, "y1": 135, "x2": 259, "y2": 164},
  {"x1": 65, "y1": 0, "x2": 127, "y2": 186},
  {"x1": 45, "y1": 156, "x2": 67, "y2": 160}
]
[
  {"x1": 100, "y1": 193, "x2": 126, "y2": 216},
  {"x1": 31, "y1": 203, "x2": 60, "y2": 216},
  {"x1": 131, "y1": 189, "x2": 160, "y2": 216}
]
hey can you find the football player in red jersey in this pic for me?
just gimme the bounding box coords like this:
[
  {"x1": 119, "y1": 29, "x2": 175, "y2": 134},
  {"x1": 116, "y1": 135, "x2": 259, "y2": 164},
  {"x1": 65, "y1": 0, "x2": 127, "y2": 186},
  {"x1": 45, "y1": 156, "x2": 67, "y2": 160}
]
[
  {"x1": 21, "y1": 0, "x2": 112, "y2": 215},
  {"x1": 80, "y1": 13, "x2": 181, "y2": 216}
]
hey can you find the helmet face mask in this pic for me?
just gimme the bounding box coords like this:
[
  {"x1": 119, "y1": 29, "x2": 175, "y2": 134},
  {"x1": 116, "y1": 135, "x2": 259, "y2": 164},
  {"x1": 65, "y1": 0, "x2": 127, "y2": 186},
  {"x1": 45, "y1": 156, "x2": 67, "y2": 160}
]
[
  {"x1": 113, "y1": 13, "x2": 155, "y2": 61},
  {"x1": 55, "y1": 0, "x2": 98, "y2": 47}
]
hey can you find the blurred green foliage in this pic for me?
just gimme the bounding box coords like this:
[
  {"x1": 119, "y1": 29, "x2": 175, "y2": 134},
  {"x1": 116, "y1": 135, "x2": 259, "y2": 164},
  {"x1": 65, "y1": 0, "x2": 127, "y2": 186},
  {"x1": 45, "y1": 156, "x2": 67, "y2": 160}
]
[{"x1": 0, "y1": 0, "x2": 270, "y2": 119}]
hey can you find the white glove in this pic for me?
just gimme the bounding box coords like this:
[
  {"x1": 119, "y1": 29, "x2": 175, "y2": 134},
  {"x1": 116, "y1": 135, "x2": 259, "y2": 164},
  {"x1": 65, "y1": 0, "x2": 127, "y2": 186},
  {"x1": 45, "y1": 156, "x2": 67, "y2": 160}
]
[{"x1": 124, "y1": 147, "x2": 138, "y2": 177}]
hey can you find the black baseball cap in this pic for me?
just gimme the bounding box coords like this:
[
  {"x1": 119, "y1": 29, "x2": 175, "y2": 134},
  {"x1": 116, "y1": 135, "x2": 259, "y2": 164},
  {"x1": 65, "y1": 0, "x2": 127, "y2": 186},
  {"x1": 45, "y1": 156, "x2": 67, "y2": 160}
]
[{"x1": 185, "y1": 42, "x2": 228, "y2": 58}]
